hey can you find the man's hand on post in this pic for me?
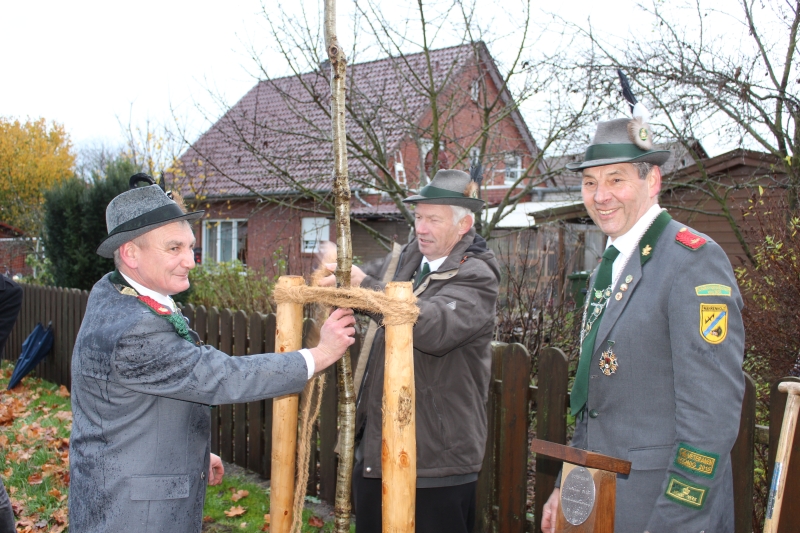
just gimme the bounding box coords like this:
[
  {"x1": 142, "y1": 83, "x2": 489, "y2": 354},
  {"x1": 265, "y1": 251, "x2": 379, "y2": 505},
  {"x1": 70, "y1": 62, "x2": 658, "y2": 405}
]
[
  {"x1": 541, "y1": 488, "x2": 559, "y2": 533},
  {"x1": 317, "y1": 263, "x2": 366, "y2": 287},
  {"x1": 208, "y1": 453, "x2": 224, "y2": 486},
  {"x1": 310, "y1": 308, "x2": 356, "y2": 372}
]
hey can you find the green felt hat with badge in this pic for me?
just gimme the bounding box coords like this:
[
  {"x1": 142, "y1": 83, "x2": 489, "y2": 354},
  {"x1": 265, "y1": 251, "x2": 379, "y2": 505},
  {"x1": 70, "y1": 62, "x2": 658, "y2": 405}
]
[
  {"x1": 567, "y1": 70, "x2": 671, "y2": 171},
  {"x1": 403, "y1": 169, "x2": 485, "y2": 212}
]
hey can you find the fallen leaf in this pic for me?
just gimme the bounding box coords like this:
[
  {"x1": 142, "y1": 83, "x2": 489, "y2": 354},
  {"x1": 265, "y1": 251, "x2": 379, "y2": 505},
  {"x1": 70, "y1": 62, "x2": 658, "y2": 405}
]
[
  {"x1": 54, "y1": 411, "x2": 72, "y2": 422},
  {"x1": 3, "y1": 468, "x2": 11, "y2": 477},
  {"x1": 224, "y1": 505, "x2": 246, "y2": 518},
  {"x1": 27, "y1": 473, "x2": 43, "y2": 485},
  {"x1": 231, "y1": 489, "x2": 249, "y2": 502},
  {"x1": 261, "y1": 524, "x2": 270, "y2": 532},
  {"x1": 0, "y1": 434, "x2": 7, "y2": 446},
  {"x1": 51, "y1": 508, "x2": 67, "y2": 525},
  {"x1": 34, "y1": 519, "x2": 47, "y2": 528},
  {"x1": 10, "y1": 498, "x2": 23, "y2": 516},
  {"x1": 240, "y1": 523, "x2": 247, "y2": 529},
  {"x1": 47, "y1": 489, "x2": 62, "y2": 499},
  {"x1": 203, "y1": 516, "x2": 215, "y2": 523},
  {"x1": 308, "y1": 515, "x2": 324, "y2": 528},
  {"x1": 55, "y1": 386, "x2": 70, "y2": 398},
  {"x1": 264, "y1": 514, "x2": 270, "y2": 524},
  {"x1": 50, "y1": 525, "x2": 66, "y2": 533}
]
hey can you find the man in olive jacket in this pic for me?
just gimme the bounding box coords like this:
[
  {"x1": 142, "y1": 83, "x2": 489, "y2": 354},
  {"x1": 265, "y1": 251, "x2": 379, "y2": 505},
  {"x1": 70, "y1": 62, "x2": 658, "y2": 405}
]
[
  {"x1": 322, "y1": 169, "x2": 500, "y2": 533},
  {"x1": 70, "y1": 175, "x2": 355, "y2": 533}
]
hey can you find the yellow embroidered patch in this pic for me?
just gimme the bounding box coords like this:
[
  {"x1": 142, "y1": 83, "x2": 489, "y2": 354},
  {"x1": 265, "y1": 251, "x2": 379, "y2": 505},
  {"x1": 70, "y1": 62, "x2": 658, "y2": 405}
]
[
  {"x1": 700, "y1": 303, "x2": 728, "y2": 344},
  {"x1": 665, "y1": 475, "x2": 708, "y2": 509},
  {"x1": 695, "y1": 284, "x2": 732, "y2": 297},
  {"x1": 642, "y1": 244, "x2": 652, "y2": 256},
  {"x1": 120, "y1": 287, "x2": 138, "y2": 297},
  {"x1": 675, "y1": 443, "x2": 719, "y2": 478}
]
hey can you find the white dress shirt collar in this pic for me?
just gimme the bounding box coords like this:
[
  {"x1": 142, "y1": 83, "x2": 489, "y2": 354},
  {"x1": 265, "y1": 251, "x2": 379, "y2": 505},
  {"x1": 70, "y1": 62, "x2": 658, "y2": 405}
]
[
  {"x1": 606, "y1": 204, "x2": 663, "y2": 289},
  {"x1": 119, "y1": 272, "x2": 176, "y2": 313},
  {"x1": 421, "y1": 256, "x2": 447, "y2": 273}
]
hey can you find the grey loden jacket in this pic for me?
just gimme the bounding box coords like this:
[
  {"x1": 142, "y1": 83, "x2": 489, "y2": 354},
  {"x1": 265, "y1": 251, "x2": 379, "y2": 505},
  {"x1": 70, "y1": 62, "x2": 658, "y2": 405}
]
[
  {"x1": 356, "y1": 228, "x2": 501, "y2": 480},
  {"x1": 69, "y1": 273, "x2": 309, "y2": 533},
  {"x1": 571, "y1": 215, "x2": 745, "y2": 533}
]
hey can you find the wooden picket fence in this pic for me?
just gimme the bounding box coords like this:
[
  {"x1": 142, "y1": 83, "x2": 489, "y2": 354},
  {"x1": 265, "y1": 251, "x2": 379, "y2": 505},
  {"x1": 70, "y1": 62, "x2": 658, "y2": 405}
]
[{"x1": 4, "y1": 284, "x2": 799, "y2": 532}]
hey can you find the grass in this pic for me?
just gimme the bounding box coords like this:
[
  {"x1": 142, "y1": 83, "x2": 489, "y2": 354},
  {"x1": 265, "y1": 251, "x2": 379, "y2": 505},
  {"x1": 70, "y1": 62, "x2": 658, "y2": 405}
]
[{"x1": 0, "y1": 361, "x2": 343, "y2": 532}]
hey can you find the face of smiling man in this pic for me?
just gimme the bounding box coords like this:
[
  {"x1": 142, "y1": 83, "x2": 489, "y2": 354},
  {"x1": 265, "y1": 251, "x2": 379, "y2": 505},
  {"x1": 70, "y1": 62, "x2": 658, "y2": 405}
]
[
  {"x1": 414, "y1": 203, "x2": 472, "y2": 261},
  {"x1": 119, "y1": 221, "x2": 197, "y2": 295},
  {"x1": 581, "y1": 163, "x2": 661, "y2": 240}
]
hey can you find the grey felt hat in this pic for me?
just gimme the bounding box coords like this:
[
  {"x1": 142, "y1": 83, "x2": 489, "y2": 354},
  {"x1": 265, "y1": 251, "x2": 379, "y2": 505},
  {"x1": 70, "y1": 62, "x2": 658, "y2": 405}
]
[
  {"x1": 402, "y1": 169, "x2": 484, "y2": 212},
  {"x1": 96, "y1": 174, "x2": 204, "y2": 258},
  {"x1": 566, "y1": 118, "x2": 671, "y2": 171}
]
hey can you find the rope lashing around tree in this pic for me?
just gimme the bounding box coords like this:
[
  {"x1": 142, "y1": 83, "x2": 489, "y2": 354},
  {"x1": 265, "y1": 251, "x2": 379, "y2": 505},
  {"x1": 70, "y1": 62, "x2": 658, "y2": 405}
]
[{"x1": 272, "y1": 285, "x2": 419, "y2": 326}]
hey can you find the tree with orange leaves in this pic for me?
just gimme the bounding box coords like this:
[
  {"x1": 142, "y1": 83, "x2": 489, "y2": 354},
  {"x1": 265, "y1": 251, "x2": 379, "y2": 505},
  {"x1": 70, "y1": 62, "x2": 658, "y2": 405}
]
[{"x1": 0, "y1": 118, "x2": 75, "y2": 234}]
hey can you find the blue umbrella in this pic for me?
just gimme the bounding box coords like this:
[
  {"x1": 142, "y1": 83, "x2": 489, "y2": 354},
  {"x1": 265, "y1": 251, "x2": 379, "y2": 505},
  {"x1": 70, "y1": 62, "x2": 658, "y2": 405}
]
[{"x1": 7, "y1": 322, "x2": 54, "y2": 390}]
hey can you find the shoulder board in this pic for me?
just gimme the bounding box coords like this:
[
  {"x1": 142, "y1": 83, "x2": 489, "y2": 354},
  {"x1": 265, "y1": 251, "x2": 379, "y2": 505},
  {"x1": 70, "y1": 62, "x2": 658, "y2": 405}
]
[{"x1": 675, "y1": 227, "x2": 707, "y2": 251}]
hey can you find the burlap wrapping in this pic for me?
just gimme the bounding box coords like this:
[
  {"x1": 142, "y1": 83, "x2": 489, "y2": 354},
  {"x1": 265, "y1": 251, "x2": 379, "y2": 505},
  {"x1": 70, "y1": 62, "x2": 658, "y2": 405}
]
[{"x1": 272, "y1": 285, "x2": 418, "y2": 326}]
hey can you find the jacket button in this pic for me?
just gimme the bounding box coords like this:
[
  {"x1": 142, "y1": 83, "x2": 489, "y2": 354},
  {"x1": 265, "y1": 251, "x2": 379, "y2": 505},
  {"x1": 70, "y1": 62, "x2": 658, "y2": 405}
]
[
  {"x1": 588, "y1": 409, "x2": 599, "y2": 418},
  {"x1": 365, "y1": 467, "x2": 372, "y2": 473},
  {"x1": 201, "y1": 471, "x2": 206, "y2": 479}
]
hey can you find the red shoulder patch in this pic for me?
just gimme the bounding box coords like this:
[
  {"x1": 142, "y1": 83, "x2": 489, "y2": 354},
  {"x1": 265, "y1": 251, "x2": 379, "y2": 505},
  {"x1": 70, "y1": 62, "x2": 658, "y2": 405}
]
[
  {"x1": 675, "y1": 227, "x2": 707, "y2": 250},
  {"x1": 137, "y1": 295, "x2": 172, "y2": 315}
]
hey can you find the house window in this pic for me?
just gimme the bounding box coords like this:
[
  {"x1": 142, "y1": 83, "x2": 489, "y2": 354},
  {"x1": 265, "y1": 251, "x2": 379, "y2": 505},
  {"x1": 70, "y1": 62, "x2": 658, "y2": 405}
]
[
  {"x1": 471, "y1": 79, "x2": 480, "y2": 102},
  {"x1": 301, "y1": 217, "x2": 331, "y2": 253},
  {"x1": 470, "y1": 147, "x2": 481, "y2": 166},
  {"x1": 204, "y1": 219, "x2": 247, "y2": 264},
  {"x1": 504, "y1": 153, "x2": 524, "y2": 184}
]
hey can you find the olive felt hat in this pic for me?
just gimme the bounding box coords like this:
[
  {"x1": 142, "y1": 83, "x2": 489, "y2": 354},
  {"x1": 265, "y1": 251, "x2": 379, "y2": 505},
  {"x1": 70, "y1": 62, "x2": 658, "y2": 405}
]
[
  {"x1": 96, "y1": 174, "x2": 204, "y2": 258},
  {"x1": 402, "y1": 169, "x2": 484, "y2": 212},
  {"x1": 566, "y1": 118, "x2": 671, "y2": 171}
]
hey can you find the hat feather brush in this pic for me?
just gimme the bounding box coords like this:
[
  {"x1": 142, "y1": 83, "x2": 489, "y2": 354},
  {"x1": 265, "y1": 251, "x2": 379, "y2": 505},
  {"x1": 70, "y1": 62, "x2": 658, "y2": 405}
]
[{"x1": 617, "y1": 69, "x2": 653, "y2": 150}]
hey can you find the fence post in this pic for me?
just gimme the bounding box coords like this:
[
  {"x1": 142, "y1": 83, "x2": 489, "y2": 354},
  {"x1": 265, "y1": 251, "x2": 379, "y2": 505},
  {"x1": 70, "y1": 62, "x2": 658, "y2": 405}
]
[
  {"x1": 233, "y1": 310, "x2": 249, "y2": 468},
  {"x1": 206, "y1": 307, "x2": 220, "y2": 455},
  {"x1": 475, "y1": 342, "x2": 505, "y2": 533},
  {"x1": 247, "y1": 312, "x2": 266, "y2": 476},
  {"x1": 767, "y1": 376, "x2": 800, "y2": 533},
  {"x1": 302, "y1": 317, "x2": 318, "y2": 497},
  {"x1": 497, "y1": 343, "x2": 531, "y2": 533},
  {"x1": 263, "y1": 313, "x2": 277, "y2": 480},
  {"x1": 731, "y1": 373, "x2": 755, "y2": 533},
  {"x1": 534, "y1": 347, "x2": 568, "y2": 533}
]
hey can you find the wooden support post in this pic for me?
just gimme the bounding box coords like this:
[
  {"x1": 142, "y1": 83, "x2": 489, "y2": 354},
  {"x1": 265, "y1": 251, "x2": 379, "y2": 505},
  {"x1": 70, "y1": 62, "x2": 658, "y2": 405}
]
[
  {"x1": 382, "y1": 282, "x2": 416, "y2": 533},
  {"x1": 764, "y1": 381, "x2": 800, "y2": 533},
  {"x1": 271, "y1": 276, "x2": 305, "y2": 533}
]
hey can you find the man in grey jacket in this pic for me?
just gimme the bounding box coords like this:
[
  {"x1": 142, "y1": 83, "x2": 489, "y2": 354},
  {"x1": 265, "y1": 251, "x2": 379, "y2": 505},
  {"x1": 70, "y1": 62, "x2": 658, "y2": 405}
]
[
  {"x1": 69, "y1": 174, "x2": 355, "y2": 533},
  {"x1": 321, "y1": 169, "x2": 501, "y2": 533},
  {"x1": 541, "y1": 117, "x2": 745, "y2": 532}
]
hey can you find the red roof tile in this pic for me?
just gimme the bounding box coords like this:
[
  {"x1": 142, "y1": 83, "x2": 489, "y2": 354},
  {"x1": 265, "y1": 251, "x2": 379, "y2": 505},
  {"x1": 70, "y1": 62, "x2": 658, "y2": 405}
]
[{"x1": 176, "y1": 44, "x2": 489, "y2": 199}]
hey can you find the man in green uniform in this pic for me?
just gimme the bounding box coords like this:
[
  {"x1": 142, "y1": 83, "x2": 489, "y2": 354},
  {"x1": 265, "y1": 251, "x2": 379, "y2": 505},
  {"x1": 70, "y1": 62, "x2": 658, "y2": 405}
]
[{"x1": 541, "y1": 117, "x2": 745, "y2": 533}]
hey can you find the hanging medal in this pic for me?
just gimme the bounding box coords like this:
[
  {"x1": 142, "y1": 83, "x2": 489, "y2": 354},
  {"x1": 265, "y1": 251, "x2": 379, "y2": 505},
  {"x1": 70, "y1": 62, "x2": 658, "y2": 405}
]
[{"x1": 598, "y1": 340, "x2": 618, "y2": 376}]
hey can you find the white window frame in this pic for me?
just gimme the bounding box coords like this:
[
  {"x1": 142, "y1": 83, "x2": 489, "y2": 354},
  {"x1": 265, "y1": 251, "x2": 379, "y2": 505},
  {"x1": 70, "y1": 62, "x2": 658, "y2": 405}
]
[
  {"x1": 203, "y1": 219, "x2": 247, "y2": 264},
  {"x1": 301, "y1": 217, "x2": 331, "y2": 254},
  {"x1": 471, "y1": 79, "x2": 481, "y2": 102},
  {"x1": 504, "y1": 153, "x2": 524, "y2": 185}
]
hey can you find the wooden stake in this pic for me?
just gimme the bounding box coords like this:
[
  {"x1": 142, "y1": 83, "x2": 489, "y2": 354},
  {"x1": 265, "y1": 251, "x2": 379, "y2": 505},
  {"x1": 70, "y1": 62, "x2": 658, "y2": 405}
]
[
  {"x1": 271, "y1": 276, "x2": 305, "y2": 533},
  {"x1": 382, "y1": 282, "x2": 416, "y2": 533},
  {"x1": 764, "y1": 381, "x2": 800, "y2": 533}
]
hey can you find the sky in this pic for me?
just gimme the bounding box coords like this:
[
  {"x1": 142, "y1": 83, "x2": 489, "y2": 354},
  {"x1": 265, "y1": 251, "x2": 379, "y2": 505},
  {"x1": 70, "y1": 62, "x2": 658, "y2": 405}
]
[{"x1": 0, "y1": 0, "x2": 715, "y2": 154}]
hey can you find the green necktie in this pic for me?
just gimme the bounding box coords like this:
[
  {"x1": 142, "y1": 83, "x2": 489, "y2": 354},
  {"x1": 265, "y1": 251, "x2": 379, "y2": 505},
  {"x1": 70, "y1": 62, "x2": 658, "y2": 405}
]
[
  {"x1": 570, "y1": 245, "x2": 620, "y2": 416},
  {"x1": 416, "y1": 261, "x2": 430, "y2": 285}
]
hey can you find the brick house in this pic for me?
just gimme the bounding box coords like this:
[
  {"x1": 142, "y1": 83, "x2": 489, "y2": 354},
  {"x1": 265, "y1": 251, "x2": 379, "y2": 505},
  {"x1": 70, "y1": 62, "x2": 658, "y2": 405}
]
[
  {"x1": 174, "y1": 42, "x2": 544, "y2": 275},
  {"x1": 0, "y1": 222, "x2": 33, "y2": 278}
]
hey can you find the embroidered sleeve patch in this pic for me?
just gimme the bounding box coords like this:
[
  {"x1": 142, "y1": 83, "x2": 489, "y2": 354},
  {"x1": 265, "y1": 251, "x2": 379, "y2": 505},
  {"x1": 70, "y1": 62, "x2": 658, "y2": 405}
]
[
  {"x1": 676, "y1": 227, "x2": 707, "y2": 250},
  {"x1": 665, "y1": 474, "x2": 708, "y2": 509},
  {"x1": 700, "y1": 303, "x2": 728, "y2": 344},
  {"x1": 674, "y1": 443, "x2": 719, "y2": 478},
  {"x1": 695, "y1": 284, "x2": 732, "y2": 297}
]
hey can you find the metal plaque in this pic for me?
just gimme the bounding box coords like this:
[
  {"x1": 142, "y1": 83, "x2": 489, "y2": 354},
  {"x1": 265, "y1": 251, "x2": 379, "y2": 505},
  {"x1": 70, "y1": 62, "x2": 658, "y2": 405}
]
[{"x1": 560, "y1": 466, "x2": 596, "y2": 525}]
